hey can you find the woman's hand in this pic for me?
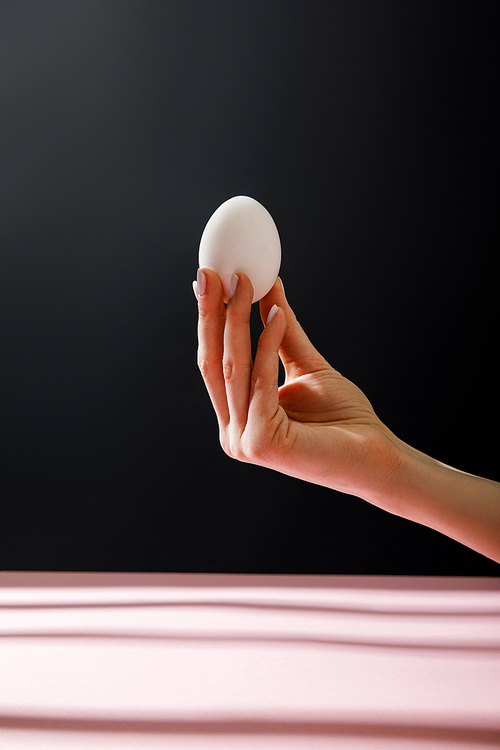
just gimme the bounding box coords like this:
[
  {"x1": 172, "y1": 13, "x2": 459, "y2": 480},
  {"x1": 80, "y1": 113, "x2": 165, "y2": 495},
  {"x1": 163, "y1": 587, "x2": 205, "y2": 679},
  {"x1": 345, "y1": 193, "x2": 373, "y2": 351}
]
[
  {"x1": 194, "y1": 267, "x2": 500, "y2": 562},
  {"x1": 194, "y1": 268, "x2": 402, "y2": 504}
]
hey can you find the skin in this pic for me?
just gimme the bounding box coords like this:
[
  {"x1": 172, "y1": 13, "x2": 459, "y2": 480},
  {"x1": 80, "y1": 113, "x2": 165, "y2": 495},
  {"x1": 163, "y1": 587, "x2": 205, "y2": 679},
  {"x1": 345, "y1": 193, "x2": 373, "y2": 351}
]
[{"x1": 194, "y1": 268, "x2": 500, "y2": 564}]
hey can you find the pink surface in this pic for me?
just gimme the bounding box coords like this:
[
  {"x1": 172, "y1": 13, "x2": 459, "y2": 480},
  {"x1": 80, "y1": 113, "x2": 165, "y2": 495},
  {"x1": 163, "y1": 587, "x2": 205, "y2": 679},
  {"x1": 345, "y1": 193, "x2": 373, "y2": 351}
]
[{"x1": 1, "y1": 573, "x2": 499, "y2": 749}]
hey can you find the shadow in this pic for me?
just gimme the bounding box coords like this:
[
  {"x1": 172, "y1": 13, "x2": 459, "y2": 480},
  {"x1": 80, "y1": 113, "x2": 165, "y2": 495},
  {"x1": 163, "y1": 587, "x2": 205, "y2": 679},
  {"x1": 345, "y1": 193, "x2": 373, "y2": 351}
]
[
  {"x1": 1, "y1": 629, "x2": 499, "y2": 653},
  {"x1": 2, "y1": 572, "x2": 500, "y2": 592},
  {"x1": 0, "y1": 713, "x2": 499, "y2": 745}
]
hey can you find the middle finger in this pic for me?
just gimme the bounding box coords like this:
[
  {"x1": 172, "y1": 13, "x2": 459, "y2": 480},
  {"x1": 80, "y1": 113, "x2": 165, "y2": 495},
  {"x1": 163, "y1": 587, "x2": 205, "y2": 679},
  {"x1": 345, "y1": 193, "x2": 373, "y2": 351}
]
[{"x1": 223, "y1": 273, "x2": 254, "y2": 435}]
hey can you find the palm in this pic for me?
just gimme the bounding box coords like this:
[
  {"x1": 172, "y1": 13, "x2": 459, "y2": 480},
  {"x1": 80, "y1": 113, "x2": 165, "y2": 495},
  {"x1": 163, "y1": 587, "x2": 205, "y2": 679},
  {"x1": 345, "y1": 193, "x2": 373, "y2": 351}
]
[
  {"x1": 266, "y1": 363, "x2": 393, "y2": 496},
  {"x1": 278, "y1": 367, "x2": 380, "y2": 428}
]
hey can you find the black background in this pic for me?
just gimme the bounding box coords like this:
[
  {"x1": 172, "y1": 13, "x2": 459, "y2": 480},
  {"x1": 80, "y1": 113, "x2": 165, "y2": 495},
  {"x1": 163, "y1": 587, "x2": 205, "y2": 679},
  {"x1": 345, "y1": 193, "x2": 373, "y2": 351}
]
[{"x1": 1, "y1": 1, "x2": 498, "y2": 574}]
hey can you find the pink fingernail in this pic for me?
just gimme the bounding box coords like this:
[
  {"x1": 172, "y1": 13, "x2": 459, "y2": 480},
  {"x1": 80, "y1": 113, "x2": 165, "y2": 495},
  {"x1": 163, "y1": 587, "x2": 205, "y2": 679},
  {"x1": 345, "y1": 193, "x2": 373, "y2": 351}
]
[
  {"x1": 192, "y1": 280, "x2": 199, "y2": 301},
  {"x1": 197, "y1": 269, "x2": 206, "y2": 296},
  {"x1": 229, "y1": 273, "x2": 239, "y2": 299},
  {"x1": 266, "y1": 304, "x2": 279, "y2": 326}
]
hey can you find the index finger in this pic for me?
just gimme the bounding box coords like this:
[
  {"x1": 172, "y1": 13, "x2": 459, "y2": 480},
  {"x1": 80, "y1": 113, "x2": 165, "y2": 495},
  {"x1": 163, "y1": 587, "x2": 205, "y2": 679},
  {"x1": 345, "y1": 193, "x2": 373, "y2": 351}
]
[{"x1": 195, "y1": 268, "x2": 230, "y2": 427}]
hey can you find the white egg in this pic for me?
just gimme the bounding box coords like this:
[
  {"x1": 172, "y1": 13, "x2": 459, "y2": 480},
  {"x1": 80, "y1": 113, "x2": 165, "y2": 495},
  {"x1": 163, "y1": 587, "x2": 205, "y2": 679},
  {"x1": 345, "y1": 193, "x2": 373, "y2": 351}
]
[{"x1": 199, "y1": 195, "x2": 281, "y2": 303}]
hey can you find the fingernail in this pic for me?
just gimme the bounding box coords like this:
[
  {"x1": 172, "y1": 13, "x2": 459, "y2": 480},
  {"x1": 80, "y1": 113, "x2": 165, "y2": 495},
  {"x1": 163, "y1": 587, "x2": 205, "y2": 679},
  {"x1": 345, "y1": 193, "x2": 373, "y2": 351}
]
[
  {"x1": 266, "y1": 304, "x2": 279, "y2": 326},
  {"x1": 192, "y1": 280, "x2": 199, "y2": 301},
  {"x1": 196, "y1": 269, "x2": 206, "y2": 296},
  {"x1": 229, "y1": 273, "x2": 239, "y2": 299},
  {"x1": 278, "y1": 276, "x2": 285, "y2": 295}
]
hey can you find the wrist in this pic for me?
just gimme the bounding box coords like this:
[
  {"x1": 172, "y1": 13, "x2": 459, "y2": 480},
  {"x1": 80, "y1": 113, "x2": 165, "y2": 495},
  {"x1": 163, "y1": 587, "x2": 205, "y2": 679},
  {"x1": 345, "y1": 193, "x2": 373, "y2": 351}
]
[
  {"x1": 367, "y1": 433, "x2": 460, "y2": 522},
  {"x1": 350, "y1": 426, "x2": 417, "y2": 515},
  {"x1": 359, "y1": 426, "x2": 453, "y2": 518}
]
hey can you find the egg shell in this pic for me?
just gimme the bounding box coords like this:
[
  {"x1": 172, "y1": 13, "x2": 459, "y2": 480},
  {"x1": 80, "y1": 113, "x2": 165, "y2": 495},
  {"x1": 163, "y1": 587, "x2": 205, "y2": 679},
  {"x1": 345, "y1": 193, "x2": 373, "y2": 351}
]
[{"x1": 199, "y1": 195, "x2": 281, "y2": 303}]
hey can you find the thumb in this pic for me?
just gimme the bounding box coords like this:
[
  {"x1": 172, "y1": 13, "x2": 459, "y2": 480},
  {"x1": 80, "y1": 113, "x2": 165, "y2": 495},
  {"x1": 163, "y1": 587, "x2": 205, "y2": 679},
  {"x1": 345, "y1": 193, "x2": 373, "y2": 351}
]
[{"x1": 259, "y1": 278, "x2": 330, "y2": 378}]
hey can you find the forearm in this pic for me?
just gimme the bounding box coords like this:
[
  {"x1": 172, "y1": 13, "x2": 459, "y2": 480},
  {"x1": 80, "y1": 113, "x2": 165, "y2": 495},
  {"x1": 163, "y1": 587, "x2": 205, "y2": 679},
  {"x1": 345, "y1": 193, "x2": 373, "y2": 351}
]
[{"x1": 369, "y1": 438, "x2": 500, "y2": 563}]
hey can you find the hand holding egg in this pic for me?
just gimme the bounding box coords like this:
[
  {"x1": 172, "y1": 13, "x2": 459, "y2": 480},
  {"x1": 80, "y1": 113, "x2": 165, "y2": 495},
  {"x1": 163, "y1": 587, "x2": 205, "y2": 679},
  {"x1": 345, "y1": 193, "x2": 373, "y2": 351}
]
[{"x1": 198, "y1": 195, "x2": 281, "y2": 303}]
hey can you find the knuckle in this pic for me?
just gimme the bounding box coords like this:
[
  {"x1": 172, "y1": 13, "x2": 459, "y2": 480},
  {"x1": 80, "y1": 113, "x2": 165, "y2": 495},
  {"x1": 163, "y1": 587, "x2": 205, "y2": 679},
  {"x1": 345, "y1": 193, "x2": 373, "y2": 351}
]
[
  {"x1": 220, "y1": 428, "x2": 247, "y2": 462},
  {"x1": 230, "y1": 445, "x2": 244, "y2": 462},
  {"x1": 246, "y1": 414, "x2": 291, "y2": 465},
  {"x1": 222, "y1": 358, "x2": 252, "y2": 385},
  {"x1": 197, "y1": 351, "x2": 219, "y2": 378},
  {"x1": 221, "y1": 429, "x2": 252, "y2": 463},
  {"x1": 197, "y1": 355, "x2": 209, "y2": 378},
  {"x1": 246, "y1": 439, "x2": 266, "y2": 463},
  {"x1": 222, "y1": 358, "x2": 235, "y2": 384},
  {"x1": 197, "y1": 305, "x2": 209, "y2": 321},
  {"x1": 229, "y1": 435, "x2": 245, "y2": 462},
  {"x1": 240, "y1": 430, "x2": 265, "y2": 463}
]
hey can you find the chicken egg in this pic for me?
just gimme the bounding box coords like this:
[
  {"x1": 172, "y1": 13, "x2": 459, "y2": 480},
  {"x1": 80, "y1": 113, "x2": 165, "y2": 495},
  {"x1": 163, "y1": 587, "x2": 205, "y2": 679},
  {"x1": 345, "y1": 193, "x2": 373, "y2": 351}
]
[{"x1": 198, "y1": 195, "x2": 281, "y2": 303}]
